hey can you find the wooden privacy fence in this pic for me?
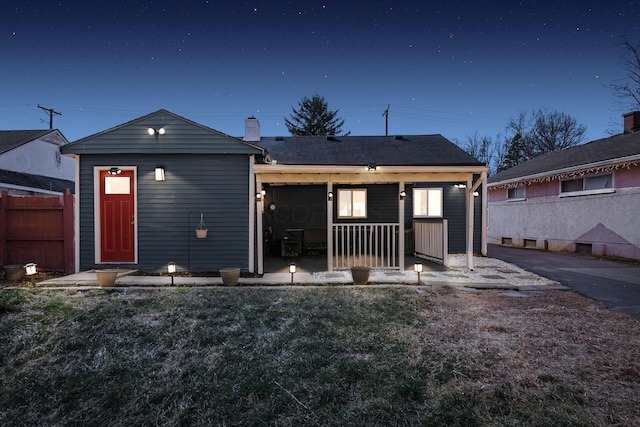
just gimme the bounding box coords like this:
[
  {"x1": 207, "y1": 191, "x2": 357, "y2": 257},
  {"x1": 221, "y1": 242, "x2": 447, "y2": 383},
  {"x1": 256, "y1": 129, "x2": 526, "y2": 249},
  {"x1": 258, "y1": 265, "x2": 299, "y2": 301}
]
[{"x1": 0, "y1": 190, "x2": 74, "y2": 273}]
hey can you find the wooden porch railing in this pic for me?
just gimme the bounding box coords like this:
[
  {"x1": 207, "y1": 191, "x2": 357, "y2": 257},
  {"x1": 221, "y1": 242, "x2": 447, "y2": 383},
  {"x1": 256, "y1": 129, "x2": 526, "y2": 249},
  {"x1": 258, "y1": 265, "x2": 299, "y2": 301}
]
[{"x1": 332, "y1": 223, "x2": 400, "y2": 269}]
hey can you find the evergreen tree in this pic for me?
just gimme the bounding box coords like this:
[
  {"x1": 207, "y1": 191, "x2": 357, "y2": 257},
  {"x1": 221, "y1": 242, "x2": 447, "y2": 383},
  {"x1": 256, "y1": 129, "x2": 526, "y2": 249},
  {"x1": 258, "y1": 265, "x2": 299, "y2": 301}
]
[
  {"x1": 285, "y1": 94, "x2": 350, "y2": 136},
  {"x1": 499, "y1": 133, "x2": 527, "y2": 171}
]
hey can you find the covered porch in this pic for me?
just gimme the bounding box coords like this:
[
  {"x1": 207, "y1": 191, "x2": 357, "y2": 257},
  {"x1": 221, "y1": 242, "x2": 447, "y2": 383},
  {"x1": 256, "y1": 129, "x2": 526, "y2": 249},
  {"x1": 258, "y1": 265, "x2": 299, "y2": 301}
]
[{"x1": 252, "y1": 165, "x2": 487, "y2": 275}]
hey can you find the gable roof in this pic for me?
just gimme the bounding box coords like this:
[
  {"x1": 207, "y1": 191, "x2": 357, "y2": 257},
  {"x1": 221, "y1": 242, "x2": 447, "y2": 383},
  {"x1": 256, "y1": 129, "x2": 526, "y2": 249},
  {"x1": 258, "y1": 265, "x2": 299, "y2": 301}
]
[
  {"x1": 0, "y1": 169, "x2": 74, "y2": 193},
  {"x1": 61, "y1": 109, "x2": 265, "y2": 156},
  {"x1": 0, "y1": 130, "x2": 64, "y2": 155},
  {"x1": 257, "y1": 135, "x2": 483, "y2": 166},
  {"x1": 488, "y1": 130, "x2": 640, "y2": 185}
]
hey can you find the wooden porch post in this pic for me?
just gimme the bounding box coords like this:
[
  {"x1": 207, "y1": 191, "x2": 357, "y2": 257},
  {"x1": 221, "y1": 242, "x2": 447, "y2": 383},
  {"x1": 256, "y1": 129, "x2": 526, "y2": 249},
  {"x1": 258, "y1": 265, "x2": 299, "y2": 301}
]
[
  {"x1": 399, "y1": 181, "x2": 405, "y2": 271},
  {"x1": 466, "y1": 176, "x2": 474, "y2": 270},
  {"x1": 255, "y1": 176, "x2": 264, "y2": 275},
  {"x1": 327, "y1": 181, "x2": 334, "y2": 272},
  {"x1": 63, "y1": 189, "x2": 75, "y2": 274}
]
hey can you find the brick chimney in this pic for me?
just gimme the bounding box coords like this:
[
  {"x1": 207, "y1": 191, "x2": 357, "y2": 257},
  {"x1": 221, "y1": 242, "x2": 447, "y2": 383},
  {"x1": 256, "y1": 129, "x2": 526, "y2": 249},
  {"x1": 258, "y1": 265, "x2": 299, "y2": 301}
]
[
  {"x1": 244, "y1": 116, "x2": 260, "y2": 142},
  {"x1": 623, "y1": 111, "x2": 640, "y2": 133}
]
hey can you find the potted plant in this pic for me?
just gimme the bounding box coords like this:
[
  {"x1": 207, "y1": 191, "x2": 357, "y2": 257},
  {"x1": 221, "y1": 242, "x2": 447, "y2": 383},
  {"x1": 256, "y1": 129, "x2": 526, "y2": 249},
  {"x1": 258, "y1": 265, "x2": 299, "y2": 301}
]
[
  {"x1": 96, "y1": 269, "x2": 119, "y2": 287},
  {"x1": 220, "y1": 268, "x2": 240, "y2": 286},
  {"x1": 351, "y1": 266, "x2": 371, "y2": 285}
]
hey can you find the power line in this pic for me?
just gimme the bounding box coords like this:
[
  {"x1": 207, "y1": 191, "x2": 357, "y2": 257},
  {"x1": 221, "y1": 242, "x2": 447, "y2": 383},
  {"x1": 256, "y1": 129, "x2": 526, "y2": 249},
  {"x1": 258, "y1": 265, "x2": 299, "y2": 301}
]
[{"x1": 37, "y1": 104, "x2": 62, "y2": 129}]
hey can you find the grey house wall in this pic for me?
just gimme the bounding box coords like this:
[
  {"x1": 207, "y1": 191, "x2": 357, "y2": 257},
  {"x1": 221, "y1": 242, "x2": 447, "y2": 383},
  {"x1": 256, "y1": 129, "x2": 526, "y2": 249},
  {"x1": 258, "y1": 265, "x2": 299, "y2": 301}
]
[
  {"x1": 263, "y1": 182, "x2": 482, "y2": 254},
  {"x1": 78, "y1": 154, "x2": 252, "y2": 273},
  {"x1": 405, "y1": 182, "x2": 482, "y2": 253}
]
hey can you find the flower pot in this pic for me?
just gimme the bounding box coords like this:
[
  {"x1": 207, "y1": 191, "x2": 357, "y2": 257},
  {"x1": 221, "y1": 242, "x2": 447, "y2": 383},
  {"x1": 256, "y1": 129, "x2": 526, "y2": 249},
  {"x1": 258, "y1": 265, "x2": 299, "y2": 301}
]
[
  {"x1": 96, "y1": 269, "x2": 119, "y2": 287},
  {"x1": 220, "y1": 268, "x2": 240, "y2": 286},
  {"x1": 3, "y1": 265, "x2": 24, "y2": 281},
  {"x1": 351, "y1": 266, "x2": 371, "y2": 285},
  {"x1": 195, "y1": 229, "x2": 208, "y2": 238}
]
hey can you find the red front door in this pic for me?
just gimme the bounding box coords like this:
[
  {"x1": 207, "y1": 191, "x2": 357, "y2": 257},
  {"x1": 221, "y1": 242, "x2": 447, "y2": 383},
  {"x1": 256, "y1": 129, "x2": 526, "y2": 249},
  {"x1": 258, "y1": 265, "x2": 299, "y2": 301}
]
[{"x1": 99, "y1": 169, "x2": 135, "y2": 263}]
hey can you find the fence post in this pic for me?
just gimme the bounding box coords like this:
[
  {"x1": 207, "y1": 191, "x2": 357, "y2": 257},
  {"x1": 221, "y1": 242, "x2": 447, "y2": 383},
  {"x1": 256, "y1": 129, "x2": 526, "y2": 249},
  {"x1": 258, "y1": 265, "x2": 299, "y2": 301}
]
[{"x1": 63, "y1": 189, "x2": 75, "y2": 274}]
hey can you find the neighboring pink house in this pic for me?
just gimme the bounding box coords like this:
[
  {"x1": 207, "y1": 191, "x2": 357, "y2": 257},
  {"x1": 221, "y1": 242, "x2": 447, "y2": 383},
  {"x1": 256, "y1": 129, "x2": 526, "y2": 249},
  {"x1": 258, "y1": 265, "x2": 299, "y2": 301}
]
[{"x1": 487, "y1": 111, "x2": 640, "y2": 260}]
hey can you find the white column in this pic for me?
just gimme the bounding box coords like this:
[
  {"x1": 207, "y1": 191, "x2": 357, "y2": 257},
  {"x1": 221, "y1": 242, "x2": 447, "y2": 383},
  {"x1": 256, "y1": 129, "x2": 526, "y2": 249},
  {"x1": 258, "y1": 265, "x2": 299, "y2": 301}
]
[{"x1": 327, "y1": 181, "x2": 334, "y2": 272}]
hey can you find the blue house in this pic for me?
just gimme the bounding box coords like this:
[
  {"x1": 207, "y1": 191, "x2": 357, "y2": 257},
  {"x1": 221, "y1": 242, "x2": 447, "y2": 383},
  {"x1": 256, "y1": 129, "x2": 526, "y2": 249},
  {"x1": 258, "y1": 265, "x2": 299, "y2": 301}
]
[{"x1": 62, "y1": 110, "x2": 488, "y2": 275}]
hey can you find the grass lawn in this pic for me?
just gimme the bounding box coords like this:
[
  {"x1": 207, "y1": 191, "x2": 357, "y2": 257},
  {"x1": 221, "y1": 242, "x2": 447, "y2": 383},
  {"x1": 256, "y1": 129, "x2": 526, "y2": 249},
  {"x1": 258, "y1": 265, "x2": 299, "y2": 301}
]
[{"x1": 1, "y1": 285, "x2": 639, "y2": 426}]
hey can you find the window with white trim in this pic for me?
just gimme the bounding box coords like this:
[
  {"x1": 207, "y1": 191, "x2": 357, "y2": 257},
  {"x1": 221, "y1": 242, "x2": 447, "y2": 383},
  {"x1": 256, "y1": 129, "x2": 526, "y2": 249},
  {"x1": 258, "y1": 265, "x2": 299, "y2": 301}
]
[
  {"x1": 560, "y1": 174, "x2": 612, "y2": 195},
  {"x1": 507, "y1": 186, "x2": 525, "y2": 200},
  {"x1": 338, "y1": 189, "x2": 367, "y2": 218},
  {"x1": 413, "y1": 188, "x2": 443, "y2": 218}
]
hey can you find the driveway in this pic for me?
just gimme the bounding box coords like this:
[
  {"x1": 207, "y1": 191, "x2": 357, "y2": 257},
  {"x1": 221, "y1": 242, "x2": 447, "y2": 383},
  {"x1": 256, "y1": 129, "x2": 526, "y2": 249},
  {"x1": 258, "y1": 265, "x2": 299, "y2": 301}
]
[{"x1": 488, "y1": 245, "x2": 640, "y2": 320}]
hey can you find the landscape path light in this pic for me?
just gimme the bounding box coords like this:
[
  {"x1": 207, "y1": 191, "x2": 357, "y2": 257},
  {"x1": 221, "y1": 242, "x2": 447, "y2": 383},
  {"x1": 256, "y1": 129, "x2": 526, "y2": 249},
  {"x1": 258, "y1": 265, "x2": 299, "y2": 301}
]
[
  {"x1": 289, "y1": 263, "x2": 296, "y2": 284},
  {"x1": 414, "y1": 262, "x2": 423, "y2": 284},
  {"x1": 168, "y1": 262, "x2": 176, "y2": 285}
]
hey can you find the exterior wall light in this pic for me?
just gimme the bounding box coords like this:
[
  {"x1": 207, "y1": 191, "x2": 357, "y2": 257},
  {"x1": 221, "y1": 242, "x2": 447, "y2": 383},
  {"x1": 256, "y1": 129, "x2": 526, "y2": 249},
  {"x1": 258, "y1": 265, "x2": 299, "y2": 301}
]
[
  {"x1": 148, "y1": 127, "x2": 166, "y2": 135},
  {"x1": 108, "y1": 167, "x2": 121, "y2": 175},
  {"x1": 399, "y1": 191, "x2": 406, "y2": 200},
  {"x1": 414, "y1": 262, "x2": 423, "y2": 284},
  {"x1": 256, "y1": 192, "x2": 263, "y2": 201},
  {"x1": 328, "y1": 191, "x2": 333, "y2": 201},
  {"x1": 155, "y1": 166, "x2": 165, "y2": 181},
  {"x1": 24, "y1": 263, "x2": 37, "y2": 276},
  {"x1": 473, "y1": 191, "x2": 479, "y2": 197},
  {"x1": 289, "y1": 263, "x2": 296, "y2": 284},
  {"x1": 366, "y1": 163, "x2": 378, "y2": 171},
  {"x1": 454, "y1": 183, "x2": 466, "y2": 189}
]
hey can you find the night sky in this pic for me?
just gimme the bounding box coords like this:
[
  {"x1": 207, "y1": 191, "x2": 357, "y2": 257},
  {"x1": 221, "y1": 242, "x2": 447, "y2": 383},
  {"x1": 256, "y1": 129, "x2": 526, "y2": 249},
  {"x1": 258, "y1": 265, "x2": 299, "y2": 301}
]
[{"x1": 1, "y1": 1, "x2": 638, "y2": 144}]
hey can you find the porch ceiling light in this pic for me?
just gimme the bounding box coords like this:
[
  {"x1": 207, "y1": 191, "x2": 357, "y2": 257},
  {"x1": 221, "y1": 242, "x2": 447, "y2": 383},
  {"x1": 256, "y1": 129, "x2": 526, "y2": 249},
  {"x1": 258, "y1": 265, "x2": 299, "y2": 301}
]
[
  {"x1": 155, "y1": 166, "x2": 165, "y2": 181},
  {"x1": 454, "y1": 183, "x2": 466, "y2": 189},
  {"x1": 108, "y1": 167, "x2": 121, "y2": 175},
  {"x1": 24, "y1": 263, "x2": 37, "y2": 276}
]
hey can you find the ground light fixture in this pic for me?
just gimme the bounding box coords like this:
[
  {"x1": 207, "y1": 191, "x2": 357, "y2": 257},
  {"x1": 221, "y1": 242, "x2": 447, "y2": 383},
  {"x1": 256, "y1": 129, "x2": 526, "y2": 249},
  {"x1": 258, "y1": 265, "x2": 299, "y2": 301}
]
[
  {"x1": 289, "y1": 263, "x2": 296, "y2": 284},
  {"x1": 167, "y1": 262, "x2": 176, "y2": 285},
  {"x1": 24, "y1": 263, "x2": 37, "y2": 276},
  {"x1": 414, "y1": 262, "x2": 423, "y2": 284}
]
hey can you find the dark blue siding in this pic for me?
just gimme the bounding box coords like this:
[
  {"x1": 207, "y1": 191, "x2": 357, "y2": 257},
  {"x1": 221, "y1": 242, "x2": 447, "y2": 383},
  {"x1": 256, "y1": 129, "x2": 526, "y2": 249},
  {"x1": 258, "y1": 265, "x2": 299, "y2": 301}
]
[{"x1": 78, "y1": 154, "x2": 252, "y2": 273}]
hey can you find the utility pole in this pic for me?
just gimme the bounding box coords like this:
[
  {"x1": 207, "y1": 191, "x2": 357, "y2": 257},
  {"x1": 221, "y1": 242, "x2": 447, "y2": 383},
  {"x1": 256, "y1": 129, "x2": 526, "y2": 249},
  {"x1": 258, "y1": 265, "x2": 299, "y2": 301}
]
[
  {"x1": 37, "y1": 105, "x2": 62, "y2": 129},
  {"x1": 382, "y1": 105, "x2": 389, "y2": 136}
]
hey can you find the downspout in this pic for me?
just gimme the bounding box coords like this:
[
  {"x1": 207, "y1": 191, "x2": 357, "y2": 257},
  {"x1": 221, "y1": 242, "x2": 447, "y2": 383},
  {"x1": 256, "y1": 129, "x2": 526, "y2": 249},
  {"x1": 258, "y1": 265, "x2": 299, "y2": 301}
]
[{"x1": 248, "y1": 156, "x2": 256, "y2": 274}]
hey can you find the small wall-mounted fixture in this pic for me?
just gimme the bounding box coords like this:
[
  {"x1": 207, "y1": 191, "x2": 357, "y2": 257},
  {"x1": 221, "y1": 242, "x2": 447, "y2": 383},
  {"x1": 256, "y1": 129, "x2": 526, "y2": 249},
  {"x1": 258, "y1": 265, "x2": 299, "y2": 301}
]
[
  {"x1": 399, "y1": 191, "x2": 406, "y2": 200},
  {"x1": 473, "y1": 191, "x2": 479, "y2": 197},
  {"x1": 414, "y1": 262, "x2": 423, "y2": 284},
  {"x1": 328, "y1": 191, "x2": 333, "y2": 201},
  {"x1": 108, "y1": 167, "x2": 121, "y2": 175},
  {"x1": 148, "y1": 127, "x2": 166, "y2": 135},
  {"x1": 24, "y1": 263, "x2": 37, "y2": 276},
  {"x1": 365, "y1": 163, "x2": 378, "y2": 171},
  {"x1": 155, "y1": 166, "x2": 165, "y2": 181},
  {"x1": 167, "y1": 262, "x2": 176, "y2": 285},
  {"x1": 289, "y1": 263, "x2": 296, "y2": 284},
  {"x1": 454, "y1": 183, "x2": 466, "y2": 189},
  {"x1": 256, "y1": 192, "x2": 263, "y2": 201}
]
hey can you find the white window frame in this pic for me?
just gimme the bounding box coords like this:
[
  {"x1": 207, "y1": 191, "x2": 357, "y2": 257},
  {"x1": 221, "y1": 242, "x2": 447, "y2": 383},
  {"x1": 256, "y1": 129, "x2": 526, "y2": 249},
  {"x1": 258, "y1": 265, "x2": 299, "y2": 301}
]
[
  {"x1": 413, "y1": 187, "x2": 443, "y2": 218},
  {"x1": 507, "y1": 186, "x2": 526, "y2": 201},
  {"x1": 559, "y1": 173, "x2": 615, "y2": 198},
  {"x1": 337, "y1": 188, "x2": 367, "y2": 218}
]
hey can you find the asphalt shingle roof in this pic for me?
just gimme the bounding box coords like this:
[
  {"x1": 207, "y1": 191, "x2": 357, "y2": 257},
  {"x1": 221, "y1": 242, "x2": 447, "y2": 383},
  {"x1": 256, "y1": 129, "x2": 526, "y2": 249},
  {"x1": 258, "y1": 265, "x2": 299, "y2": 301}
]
[
  {"x1": 257, "y1": 135, "x2": 483, "y2": 166},
  {"x1": 488, "y1": 130, "x2": 640, "y2": 184},
  {"x1": 0, "y1": 169, "x2": 74, "y2": 193},
  {"x1": 0, "y1": 130, "x2": 52, "y2": 154}
]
